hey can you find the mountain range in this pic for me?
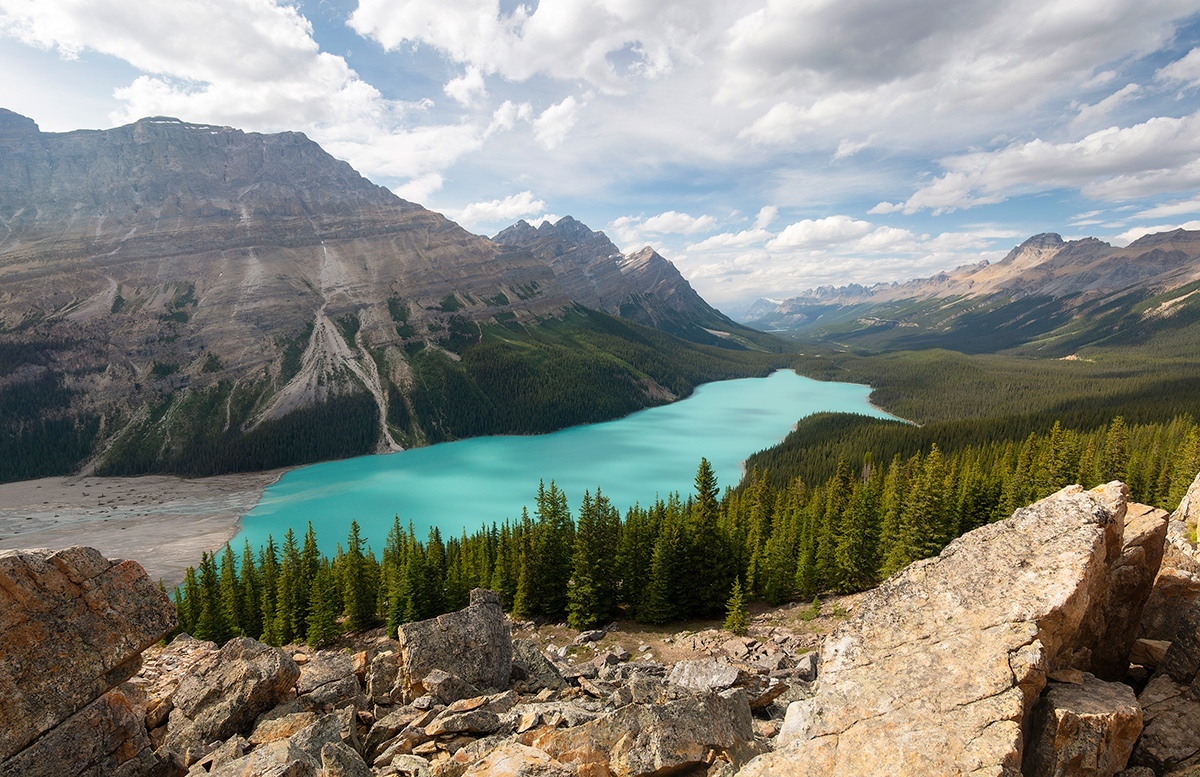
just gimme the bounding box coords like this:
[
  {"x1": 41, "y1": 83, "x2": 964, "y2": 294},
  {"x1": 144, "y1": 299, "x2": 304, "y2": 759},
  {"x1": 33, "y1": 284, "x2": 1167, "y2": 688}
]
[
  {"x1": 0, "y1": 109, "x2": 779, "y2": 481},
  {"x1": 746, "y1": 230, "x2": 1200, "y2": 355}
]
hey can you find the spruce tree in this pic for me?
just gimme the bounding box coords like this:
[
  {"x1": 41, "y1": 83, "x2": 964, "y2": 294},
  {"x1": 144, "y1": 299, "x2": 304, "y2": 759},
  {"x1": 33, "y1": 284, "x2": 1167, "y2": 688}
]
[
  {"x1": 723, "y1": 577, "x2": 748, "y2": 636},
  {"x1": 218, "y1": 542, "x2": 244, "y2": 637},
  {"x1": 307, "y1": 566, "x2": 341, "y2": 649},
  {"x1": 343, "y1": 520, "x2": 378, "y2": 631}
]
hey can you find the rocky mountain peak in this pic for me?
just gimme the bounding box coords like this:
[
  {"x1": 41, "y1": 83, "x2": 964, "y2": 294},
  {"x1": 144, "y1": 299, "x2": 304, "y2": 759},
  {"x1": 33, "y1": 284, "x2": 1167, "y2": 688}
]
[{"x1": 0, "y1": 108, "x2": 38, "y2": 140}]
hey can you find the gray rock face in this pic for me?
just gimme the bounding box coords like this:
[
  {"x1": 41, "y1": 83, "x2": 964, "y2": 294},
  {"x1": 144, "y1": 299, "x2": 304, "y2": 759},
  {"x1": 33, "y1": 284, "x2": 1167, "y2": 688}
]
[
  {"x1": 0, "y1": 546, "x2": 176, "y2": 764},
  {"x1": 1023, "y1": 674, "x2": 1142, "y2": 777},
  {"x1": 739, "y1": 483, "x2": 1145, "y2": 777},
  {"x1": 164, "y1": 636, "x2": 301, "y2": 764},
  {"x1": 1130, "y1": 673, "x2": 1200, "y2": 773},
  {"x1": 510, "y1": 639, "x2": 566, "y2": 692},
  {"x1": 526, "y1": 689, "x2": 755, "y2": 776},
  {"x1": 394, "y1": 589, "x2": 511, "y2": 699},
  {"x1": 667, "y1": 658, "x2": 742, "y2": 692}
]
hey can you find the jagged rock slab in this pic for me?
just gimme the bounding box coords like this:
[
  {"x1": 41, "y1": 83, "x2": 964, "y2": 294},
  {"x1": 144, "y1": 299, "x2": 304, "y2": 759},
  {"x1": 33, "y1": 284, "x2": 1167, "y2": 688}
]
[
  {"x1": 0, "y1": 683, "x2": 159, "y2": 777},
  {"x1": 394, "y1": 588, "x2": 511, "y2": 698},
  {"x1": 738, "y1": 483, "x2": 1138, "y2": 777},
  {"x1": 0, "y1": 546, "x2": 176, "y2": 760},
  {"x1": 163, "y1": 636, "x2": 301, "y2": 765},
  {"x1": 526, "y1": 688, "x2": 754, "y2": 776},
  {"x1": 1023, "y1": 674, "x2": 1142, "y2": 777}
]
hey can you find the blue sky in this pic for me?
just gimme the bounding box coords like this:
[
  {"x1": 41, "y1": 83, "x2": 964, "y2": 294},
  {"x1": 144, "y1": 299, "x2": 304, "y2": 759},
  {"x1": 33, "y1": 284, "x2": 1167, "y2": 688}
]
[{"x1": 2, "y1": 1, "x2": 1200, "y2": 312}]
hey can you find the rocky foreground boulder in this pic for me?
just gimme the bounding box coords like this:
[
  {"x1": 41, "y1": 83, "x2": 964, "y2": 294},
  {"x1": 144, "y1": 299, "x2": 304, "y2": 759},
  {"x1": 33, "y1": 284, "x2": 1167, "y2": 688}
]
[
  {"x1": 0, "y1": 546, "x2": 177, "y2": 773},
  {"x1": 738, "y1": 483, "x2": 1165, "y2": 776}
]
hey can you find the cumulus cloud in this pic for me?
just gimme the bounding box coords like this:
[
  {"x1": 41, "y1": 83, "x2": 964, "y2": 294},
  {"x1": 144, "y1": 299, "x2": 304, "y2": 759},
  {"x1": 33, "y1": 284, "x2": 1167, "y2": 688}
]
[
  {"x1": 752, "y1": 206, "x2": 778, "y2": 230},
  {"x1": 642, "y1": 211, "x2": 717, "y2": 234},
  {"x1": 767, "y1": 216, "x2": 873, "y2": 249},
  {"x1": 891, "y1": 110, "x2": 1200, "y2": 213},
  {"x1": 454, "y1": 190, "x2": 547, "y2": 228},
  {"x1": 532, "y1": 96, "x2": 580, "y2": 149},
  {"x1": 1156, "y1": 47, "x2": 1200, "y2": 89},
  {"x1": 445, "y1": 66, "x2": 486, "y2": 106},
  {"x1": 347, "y1": 0, "x2": 717, "y2": 95}
]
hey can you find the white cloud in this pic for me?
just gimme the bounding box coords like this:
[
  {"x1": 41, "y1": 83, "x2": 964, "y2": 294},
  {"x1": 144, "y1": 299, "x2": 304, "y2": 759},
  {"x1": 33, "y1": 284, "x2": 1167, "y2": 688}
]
[
  {"x1": 752, "y1": 205, "x2": 778, "y2": 230},
  {"x1": 642, "y1": 210, "x2": 716, "y2": 234},
  {"x1": 533, "y1": 95, "x2": 579, "y2": 149},
  {"x1": 1137, "y1": 196, "x2": 1200, "y2": 219},
  {"x1": 894, "y1": 110, "x2": 1200, "y2": 213},
  {"x1": 1070, "y1": 83, "x2": 1140, "y2": 130},
  {"x1": 454, "y1": 190, "x2": 547, "y2": 227},
  {"x1": 1156, "y1": 47, "x2": 1200, "y2": 89},
  {"x1": 834, "y1": 135, "x2": 875, "y2": 159},
  {"x1": 686, "y1": 229, "x2": 772, "y2": 251},
  {"x1": 347, "y1": 0, "x2": 716, "y2": 95},
  {"x1": 445, "y1": 66, "x2": 486, "y2": 107},
  {"x1": 393, "y1": 173, "x2": 444, "y2": 203},
  {"x1": 767, "y1": 216, "x2": 873, "y2": 249}
]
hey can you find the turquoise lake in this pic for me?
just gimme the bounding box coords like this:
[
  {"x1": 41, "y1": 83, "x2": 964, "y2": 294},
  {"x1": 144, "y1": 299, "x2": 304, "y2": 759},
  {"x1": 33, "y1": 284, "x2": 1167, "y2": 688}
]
[{"x1": 234, "y1": 370, "x2": 897, "y2": 554}]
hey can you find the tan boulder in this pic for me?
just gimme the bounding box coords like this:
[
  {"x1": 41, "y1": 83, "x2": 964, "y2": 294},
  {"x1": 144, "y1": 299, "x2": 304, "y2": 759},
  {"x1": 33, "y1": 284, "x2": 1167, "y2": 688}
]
[
  {"x1": 1090, "y1": 503, "x2": 1168, "y2": 679},
  {"x1": 0, "y1": 683, "x2": 159, "y2": 777},
  {"x1": 460, "y1": 743, "x2": 573, "y2": 777},
  {"x1": 739, "y1": 483, "x2": 1146, "y2": 777},
  {"x1": 1163, "y1": 471, "x2": 1200, "y2": 574},
  {"x1": 0, "y1": 546, "x2": 177, "y2": 761},
  {"x1": 526, "y1": 688, "x2": 754, "y2": 776},
  {"x1": 163, "y1": 636, "x2": 301, "y2": 765},
  {"x1": 1023, "y1": 673, "x2": 1142, "y2": 776},
  {"x1": 394, "y1": 589, "x2": 511, "y2": 701},
  {"x1": 1130, "y1": 673, "x2": 1200, "y2": 773}
]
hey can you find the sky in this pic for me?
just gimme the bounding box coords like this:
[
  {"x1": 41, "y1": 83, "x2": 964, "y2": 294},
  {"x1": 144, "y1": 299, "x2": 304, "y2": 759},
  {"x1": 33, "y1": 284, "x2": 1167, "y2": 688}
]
[{"x1": 2, "y1": 1, "x2": 1200, "y2": 313}]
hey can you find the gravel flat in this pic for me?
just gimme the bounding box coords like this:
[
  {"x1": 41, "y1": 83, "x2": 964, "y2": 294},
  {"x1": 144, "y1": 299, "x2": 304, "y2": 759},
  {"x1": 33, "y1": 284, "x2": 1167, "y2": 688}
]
[{"x1": 0, "y1": 470, "x2": 287, "y2": 587}]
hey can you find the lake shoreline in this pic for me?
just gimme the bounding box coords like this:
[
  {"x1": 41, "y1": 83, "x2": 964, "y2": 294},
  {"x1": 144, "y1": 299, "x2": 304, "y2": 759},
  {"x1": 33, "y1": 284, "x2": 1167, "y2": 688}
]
[{"x1": 0, "y1": 469, "x2": 289, "y2": 588}]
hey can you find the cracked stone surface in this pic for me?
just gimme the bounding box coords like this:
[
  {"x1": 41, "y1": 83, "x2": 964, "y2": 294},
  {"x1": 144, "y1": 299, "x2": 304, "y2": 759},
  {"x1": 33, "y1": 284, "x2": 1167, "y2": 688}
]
[
  {"x1": 738, "y1": 483, "x2": 1139, "y2": 777},
  {"x1": 0, "y1": 546, "x2": 177, "y2": 761}
]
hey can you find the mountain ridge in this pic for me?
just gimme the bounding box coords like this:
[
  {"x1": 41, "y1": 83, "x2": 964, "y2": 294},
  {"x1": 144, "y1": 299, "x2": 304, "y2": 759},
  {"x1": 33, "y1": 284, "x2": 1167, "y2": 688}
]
[
  {"x1": 745, "y1": 228, "x2": 1200, "y2": 354},
  {"x1": 0, "y1": 110, "x2": 782, "y2": 481}
]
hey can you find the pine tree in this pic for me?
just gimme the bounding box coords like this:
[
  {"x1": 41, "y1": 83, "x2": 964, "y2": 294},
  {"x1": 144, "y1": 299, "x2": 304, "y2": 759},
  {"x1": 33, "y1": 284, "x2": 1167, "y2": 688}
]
[
  {"x1": 259, "y1": 536, "x2": 281, "y2": 645},
  {"x1": 568, "y1": 490, "x2": 619, "y2": 629},
  {"x1": 343, "y1": 520, "x2": 378, "y2": 631},
  {"x1": 306, "y1": 565, "x2": 341, "y2": 649},
  {"x1": 239, "y1": 539, "x2": 263, "y2": 640},
  {"x1": 273, "y1": 529, "x2": 301, "y2": 645},
  {"x1": 723, "y1": 577, "x2": 749, "y2": 636},
  {"x1": 687, "y1": 458, "x2": 730, "y2": 616},
  {"x1": 218, "y1": 542, "x2": 244, "y2": 637}
]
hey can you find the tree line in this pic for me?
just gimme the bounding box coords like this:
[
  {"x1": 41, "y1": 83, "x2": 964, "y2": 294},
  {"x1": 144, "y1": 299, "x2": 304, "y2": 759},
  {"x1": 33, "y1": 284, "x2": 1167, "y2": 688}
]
[{"x1": 174, "y1": 414, "x2": 1200, "y2": 649}]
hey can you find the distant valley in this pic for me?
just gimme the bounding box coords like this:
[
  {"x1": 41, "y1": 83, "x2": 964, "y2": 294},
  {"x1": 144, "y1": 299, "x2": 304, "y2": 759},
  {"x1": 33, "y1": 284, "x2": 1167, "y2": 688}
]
[{"x1": 0, "y1": 109, "x2": 782, "y2": 482}]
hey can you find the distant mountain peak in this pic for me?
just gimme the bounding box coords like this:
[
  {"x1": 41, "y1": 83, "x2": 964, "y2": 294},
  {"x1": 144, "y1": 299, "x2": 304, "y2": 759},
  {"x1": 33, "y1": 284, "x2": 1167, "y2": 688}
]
[{"x1": 0, "y1": 108, "x2": 38, "y2": 139}]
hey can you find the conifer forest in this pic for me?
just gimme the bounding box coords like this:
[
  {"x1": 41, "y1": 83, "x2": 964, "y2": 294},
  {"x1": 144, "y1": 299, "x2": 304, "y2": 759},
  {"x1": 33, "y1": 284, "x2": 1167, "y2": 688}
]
[{"x1": 174, "y1": 412, "x2": 1200, "y2": 649}]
